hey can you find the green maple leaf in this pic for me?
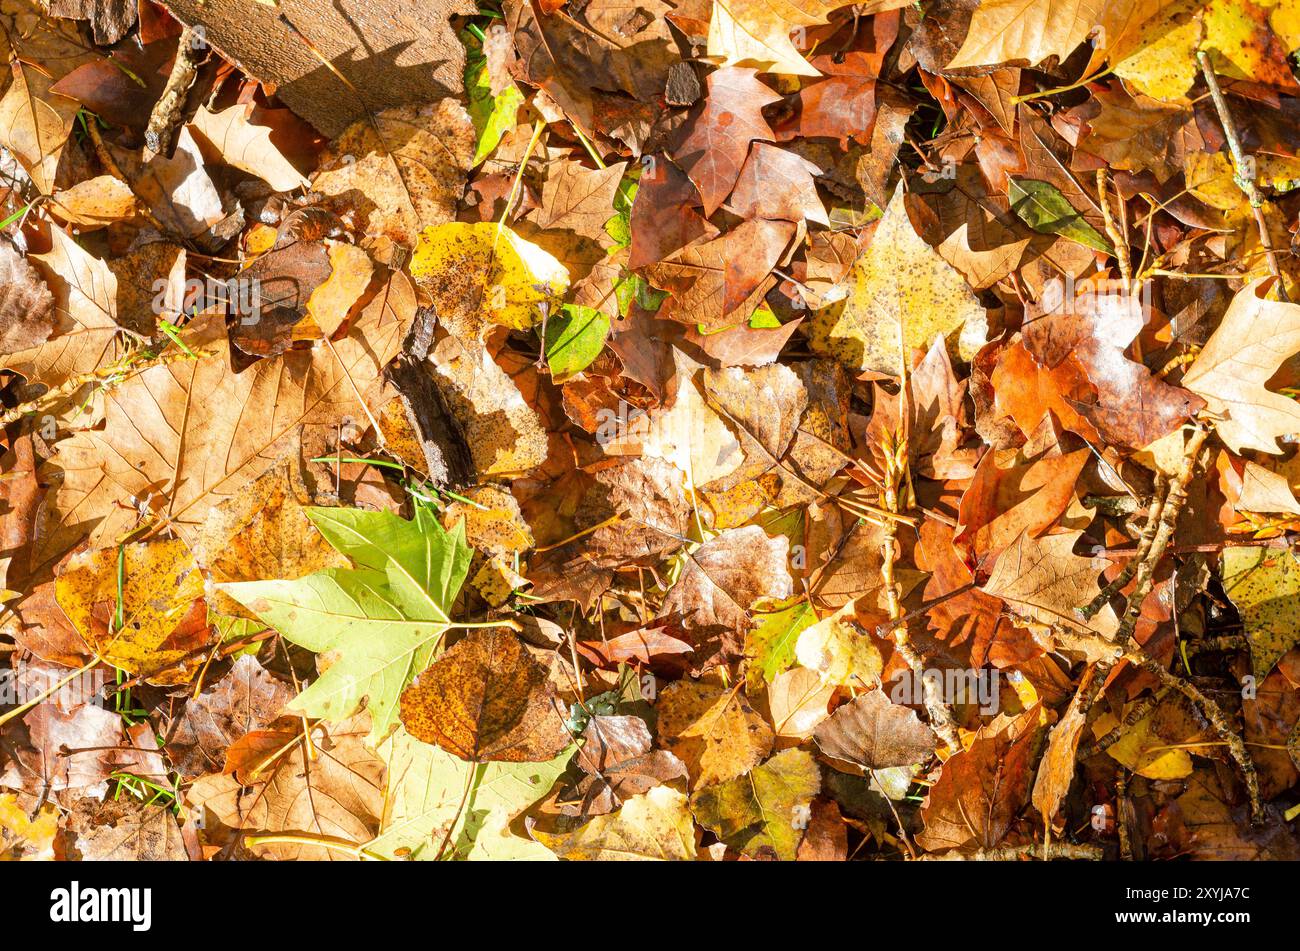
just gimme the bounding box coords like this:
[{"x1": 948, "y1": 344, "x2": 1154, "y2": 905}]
[{"x1": 220, "y1": 506, "x2": 473, "y2": 744}]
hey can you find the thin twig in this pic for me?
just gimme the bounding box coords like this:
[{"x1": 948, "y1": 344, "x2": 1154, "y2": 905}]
[
  {"x1": 920, "y1": 843, "x2": 1105, "y2": 861},
  {"x1": 1196, "y1": 51, "x2": 1290, "y2": 300}
]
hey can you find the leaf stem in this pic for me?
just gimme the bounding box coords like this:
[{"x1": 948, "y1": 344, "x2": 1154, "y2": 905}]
[
  {"x1": 444, "y1": 619, "x2": 522, "y2": 632},
  {"x1": 0, "y1": 657, "x2": 102, "y2": 729}
]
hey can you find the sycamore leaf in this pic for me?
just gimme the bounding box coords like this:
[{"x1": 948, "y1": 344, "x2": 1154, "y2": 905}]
[
  {"x1": 916, "y1": 708, "x2": 1041, "y2": 852},
  {"x1": 369, "y1": 727, "x2": 573, "y2": 860},
  {"x1": 310, "y1": 99, "x2": 473, "y2": 254},
  {"x1": 222, "y1": 506, "x2": 473, "y2": 745},
  {"x1": 981, "y1": 530, "x2": 1119, "y2": 640},
  {"x1": 1, "y1": 226, "x2": 122, "y2": 389},
  {"x1": 0, "y1": 58, "x2": 78, "y2": 194},
  {"x1": 1182, "y1": 278, "x2": 1300, "y2": 454},
  {"x1": 68, "y1": 797, "x2": 188, "y2": 861},
  {"x1": 533, "y1": 785, "x2": 698, "y2": 860},
  {"x1": 811, "y1": 184, "x2": 987, "y2": 374},
  {"x1": 188, "y1": 714, "x2": 385, "y2": 861},
  {"x1": 689, "y1": 748, "x2": 821, "y2": 860},
  {"x1": 40, "y1": 270, "x2": 410, "y2": 567},
  {"x1": 192, "y1": 456, "x2": 349, "y2": 620},
  {"x1": 670, "y1": 67, "x2": 781, "y2": 216}
]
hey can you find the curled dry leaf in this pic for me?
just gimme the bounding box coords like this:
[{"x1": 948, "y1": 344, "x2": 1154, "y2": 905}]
[
  {"x1": 47, "y1": 175, "x2": 139, "y2": 229},
  {"x1": 188, "y1": 103, "x2": 310, "y2": 193}
]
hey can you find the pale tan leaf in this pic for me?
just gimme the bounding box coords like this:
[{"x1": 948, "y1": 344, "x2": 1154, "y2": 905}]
[{"x1": 1183, "y1": 279, "x2": 1300, "y2": 455}]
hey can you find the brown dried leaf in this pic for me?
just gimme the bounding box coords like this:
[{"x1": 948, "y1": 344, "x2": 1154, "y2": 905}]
[
  {"x1": 814, "y1": 689, "x2": 938, "y2": 771},
  {"x1": 398, "y1": 629, "x2": 570, "y2": 763}
]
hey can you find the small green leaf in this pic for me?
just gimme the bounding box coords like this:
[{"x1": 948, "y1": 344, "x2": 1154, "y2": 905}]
[
  {"x1": 368, "y1": 728, "x2": 573, "y2": 860},
  {"x1": 747, "y1": 596, "x2": 815, "y2": 685},
  {"x1": 545, "y1": 303, "x2": 610, "y2": 381},
  {"x1": 463, "y1": 31, "x2": 523, "y2": 168},
  {"x1": 604, "y1": 174, "x2": 638, "y2": 247},
  {"x1": 1008, "y1": 178, "x2": 1113, "y2": 254}
]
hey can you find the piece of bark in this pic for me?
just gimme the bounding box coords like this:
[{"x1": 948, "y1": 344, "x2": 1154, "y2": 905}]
[
  {"x1": 383, "y1": 306, "x2": 475, "y2": 488},
  {"x1": 45, "y1": 0, "x2": 137, "y2": 45},
  {"x1": 143, "y1": 25, "x2": 205, "y2": 160},
  {"x1": 159, "y1": 0, "x2": 475, "y2": 138}
]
